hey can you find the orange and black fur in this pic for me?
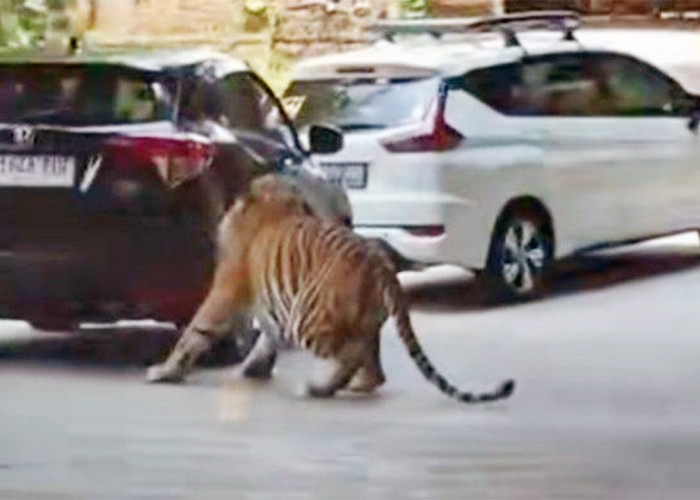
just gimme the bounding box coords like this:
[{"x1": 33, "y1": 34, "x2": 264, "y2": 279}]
[{"x1": 147, "y1": 175, "x2": 515, "y2": 402}]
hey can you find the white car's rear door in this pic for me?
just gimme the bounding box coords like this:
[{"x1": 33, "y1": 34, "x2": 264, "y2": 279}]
[
  {"x1": 516, "y1": 52, "x2": 700, "y2": 253},
  {"x1": 585, "y1": 52, "x2": 700, "y2": 236}
]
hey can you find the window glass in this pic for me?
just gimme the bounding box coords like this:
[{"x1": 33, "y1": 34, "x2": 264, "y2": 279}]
[
  {"x1": 461, "y1": 58, "x2": 600, "y2": 116},
  {"x1": 249, "y1": 76, "x2": 289, "y2": 133},
  {"x1": 461, "y1": 54, "x2": 681, "y2": 117},
  {"x1": 209, "y1": 72, "x2": 295, "y2": 145},
  {"x1": 114, "y1": 78, "x2": 159, "y2": 122},
  {"x1": 284, "y1": 77, "x2": 440, "y2": 130},
  {"x1": 520, "y1": 56, "x2": 598, "y2": 116},
  {"x1": 595, "y1": 55, "x2": 677, "y2": 116},
  {"x1": 186, "y1": 71, "x2": 286, "y2": 133},
  {"x1": 219, "y1": 74, "x2": 261, "y2": 129},
  {"x1": 0, "y1": 65, "x2": 170, "y2": 125},
  {"x1": 459, "y1": 63, "x2": 521, "y2": 114}
]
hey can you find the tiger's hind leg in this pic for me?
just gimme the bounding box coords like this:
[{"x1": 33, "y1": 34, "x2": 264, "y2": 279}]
[
  {"x1": 305, "y1": 343, "x2": 365, "y2": 399},
  {"x1": 348, "y1": 333, "x2": 385, "y2": 394},
  {"x1": 241, "y1": 330, "x2": 278, "y2": 379},
  {"x1": 306, "y1": 358, "x2": 362, "y2": 399}
]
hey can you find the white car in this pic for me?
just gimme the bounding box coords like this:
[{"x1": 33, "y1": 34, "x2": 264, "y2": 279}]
[{"x1": 285, "y1": 12, "x2": 700, "y2": 299}]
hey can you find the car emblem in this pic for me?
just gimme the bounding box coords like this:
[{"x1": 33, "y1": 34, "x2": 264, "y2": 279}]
[{"x1": 13, "y1": 126, "x2": 34, "y2": 146}]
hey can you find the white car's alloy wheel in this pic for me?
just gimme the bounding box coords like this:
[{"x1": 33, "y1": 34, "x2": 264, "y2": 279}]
[
  {"x1": 499, "y1": 218, "x2": 549, "y2": 296},
  {"x1": 486, "y1": 208, "x2": 553, "y2": 301}
]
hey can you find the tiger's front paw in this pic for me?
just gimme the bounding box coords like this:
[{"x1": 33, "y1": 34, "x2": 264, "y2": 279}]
[{"x1": 146, "y1": 362, "x2": 188, "y2": 384}]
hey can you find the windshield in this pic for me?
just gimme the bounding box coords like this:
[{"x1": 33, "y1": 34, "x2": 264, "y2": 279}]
[
  {"x1": 0, "y1": 65, "x2": 172, "y2": 125},
  {"x1": 284, "y1": 76, "x2": 440, "y2": 131}
]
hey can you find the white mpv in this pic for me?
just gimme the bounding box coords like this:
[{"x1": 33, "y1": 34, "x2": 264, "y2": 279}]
[{"x1": 285, "y1": 12, "x2": 700, "y2": 299}]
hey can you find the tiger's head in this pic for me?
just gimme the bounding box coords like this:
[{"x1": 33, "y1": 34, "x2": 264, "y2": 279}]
[
  {"x1": 236, "y1": 174, "x2": 310, "y2": 220},
  {"x1": 218, "y1": 174, "x2": 311, "y2": 258}
]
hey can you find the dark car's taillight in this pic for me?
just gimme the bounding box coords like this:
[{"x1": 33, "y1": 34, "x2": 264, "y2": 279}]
[{"x1": 105, "y1": 135, "x2": 214, "y2": 188}]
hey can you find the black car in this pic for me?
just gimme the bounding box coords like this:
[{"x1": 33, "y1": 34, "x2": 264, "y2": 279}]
[
  {"x1": 505, "y1": 0, "x2": 585, "y2": 12},
  {"x1": 0, "y1": 48, "x2": 349, "y2": 331},
  {"x1": 506, "y1": 0, "x2": 700, "y2": 14}
]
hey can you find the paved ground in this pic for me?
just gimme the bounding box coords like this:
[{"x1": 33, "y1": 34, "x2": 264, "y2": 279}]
[{"x1": 2, "y1": 233, "x2": 700, "y2": 499}]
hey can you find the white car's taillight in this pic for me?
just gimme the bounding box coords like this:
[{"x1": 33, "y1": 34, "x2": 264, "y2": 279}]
[
  {"x1": 381, "y1": 94, "x2": 463, "y2": 153},
  {"x1": 381, "y1": 121, "x2": 463, "y2": 153}
]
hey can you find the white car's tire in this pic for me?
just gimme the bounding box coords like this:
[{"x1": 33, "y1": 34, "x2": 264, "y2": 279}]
[{"x1": 483, "y1": 205, "x2": 554, "y2": 302}]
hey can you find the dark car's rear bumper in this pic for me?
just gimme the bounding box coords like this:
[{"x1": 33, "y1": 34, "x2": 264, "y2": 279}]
[{"x1": 0, "y1": 213, "x2": 216, "y2": 326}]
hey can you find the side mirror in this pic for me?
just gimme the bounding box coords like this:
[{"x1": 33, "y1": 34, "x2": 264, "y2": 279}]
[{"x1": 309, "y1": 124, "x2": 343, "y2": 155}]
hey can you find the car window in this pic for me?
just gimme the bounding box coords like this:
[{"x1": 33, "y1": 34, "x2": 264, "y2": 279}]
[
  {"x1": 220, "y1": 73, "x2": 291, "y2": 133},
  {"x1": 213, "y1": 73, "x2": 264, "y2": 129},
  {"x1": 462, "y1": 54, "x2": 682, "y2": 117},
  {"x1": 460, "y1": 57, "x2": 601, "y2": 116},
  {"x1": 184, "y1": 70, "x2": 292, "y2": 138},
  {"x1": 524, "y1": 55, "x2": 600, "y2": 116},
  {"x1": 114, "y1": 77, "x2": 160, "y2": 122},
  {"x1": 0, "y1": 65, "x2": 171, "y2": 125},
  {"x1": 591, "y1": 54, "x2": 680, "y2": 116},
  {"x1": 458, "y1": 63, "x2": 522, "y2": 114},
  {"x1": 250, "y1": 75, "x2": 295, "y2": 134},
  {"x1": 284, "y1": 77, "x2": 440, "y2": 131}
]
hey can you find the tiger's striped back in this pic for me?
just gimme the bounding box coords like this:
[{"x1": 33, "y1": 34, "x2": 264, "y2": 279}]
[{"x1": 249, "y1": 217, "x2": 384, "y2": 357}]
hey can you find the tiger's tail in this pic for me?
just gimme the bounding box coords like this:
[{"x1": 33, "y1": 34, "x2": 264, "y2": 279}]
[{"x1": 376, "y1": 251, "x2": 515, "y2": 403}]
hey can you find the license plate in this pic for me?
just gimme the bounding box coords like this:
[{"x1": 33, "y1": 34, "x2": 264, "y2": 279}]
[
  {"x1": 0, "y1": 155, "x2": 76, "y2": 187},
  {"x1": 319, "y1": 162, "x2": 368, "y2": 189}
]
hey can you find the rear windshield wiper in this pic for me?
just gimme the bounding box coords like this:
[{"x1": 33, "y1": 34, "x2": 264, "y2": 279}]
[{"x1": 337, "y1": 123, "x2": 385, "y2": 131}]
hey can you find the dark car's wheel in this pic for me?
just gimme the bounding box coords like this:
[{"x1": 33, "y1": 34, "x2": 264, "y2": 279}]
[
  {"x1": 29, "y1": 317, "x2": 78, "y2": 332},
  {"x1": 172, "y1": 314, "x2": 261, "y2": 367},
  {"x1": 483, "y1": 205, "x2": 554, "y2": 302},
  {"x1": 202, "y1": 331, "x2": 259, "y2": 366}
]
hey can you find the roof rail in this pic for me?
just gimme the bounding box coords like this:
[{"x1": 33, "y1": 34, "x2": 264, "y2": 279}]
[{"x1": 370, "y1": 11, "x2": 581, "y2": 47}]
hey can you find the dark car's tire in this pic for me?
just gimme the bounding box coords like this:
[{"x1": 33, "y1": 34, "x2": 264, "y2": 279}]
[
  {"x1": 201, "y1": 335, "x2": 250, "y2": 366},
  {"x1": 482, "y1": 205, "x2": 554, "y2": 303},
  {"x1": 177, "y1": 315, "x2": 261, "y2": 367},
  {"x1": 29, "y1": 317, "x2": 78, "y2": 332}
]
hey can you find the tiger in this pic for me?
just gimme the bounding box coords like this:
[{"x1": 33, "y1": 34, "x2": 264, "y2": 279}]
[{"x1": 147, "y1": 174, "x2": 515, "y2": 403}]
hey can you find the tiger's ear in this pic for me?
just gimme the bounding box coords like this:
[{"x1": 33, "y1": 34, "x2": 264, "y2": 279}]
[
  {"x1": 249, "y1": 173, "x2": 276, "y2": 200},
  {"x1": 302, "y1": 201, "x2": 314, "y2": 216},
  {"x1": 287, "y1": 183, "x2": 313, "y2": 215}
]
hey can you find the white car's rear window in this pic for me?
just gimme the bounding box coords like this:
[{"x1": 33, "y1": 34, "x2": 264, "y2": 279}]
[{"x1": 285, "y1": 76, "x2": 440, "y2": 131}]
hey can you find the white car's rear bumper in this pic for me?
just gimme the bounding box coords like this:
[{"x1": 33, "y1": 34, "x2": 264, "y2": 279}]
[
  {"x1": 350, "y1": 191, "x2": 492, "y2": 269},
  {"x1": 354, "y1": 226, "x2": 448, "y2": 265}
]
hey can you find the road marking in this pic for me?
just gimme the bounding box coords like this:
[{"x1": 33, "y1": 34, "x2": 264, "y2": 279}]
[{"x1": 218, "y1": 378, "x2": 253, "y2": 423}]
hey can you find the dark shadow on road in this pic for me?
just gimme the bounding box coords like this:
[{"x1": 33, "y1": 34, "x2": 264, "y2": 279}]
[
  {"x1": 4, "y1": 247, "x2": 700, "y2": 367},
  {"x1": 405, "y1": 249, "x2": 700, "y2": 312},
  {"x1": 0, "y1": 326, "x2": 245, "y2": 368}
]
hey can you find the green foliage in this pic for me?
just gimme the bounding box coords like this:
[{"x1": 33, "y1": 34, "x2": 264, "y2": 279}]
[
  {"x1": 0, "y1": 0, "x2": 49, "y2": 48},
  {"x1": 400, "y1": 0, "x2": 428, "y2": 18},
  {"x1": 45, "y1": 0, "x2": 65, "y2": 9}
]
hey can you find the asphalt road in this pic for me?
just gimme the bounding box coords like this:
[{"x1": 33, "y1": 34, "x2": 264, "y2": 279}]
[{"x1": 2, "y1": 233, "x2": 700, "y2": 500}]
